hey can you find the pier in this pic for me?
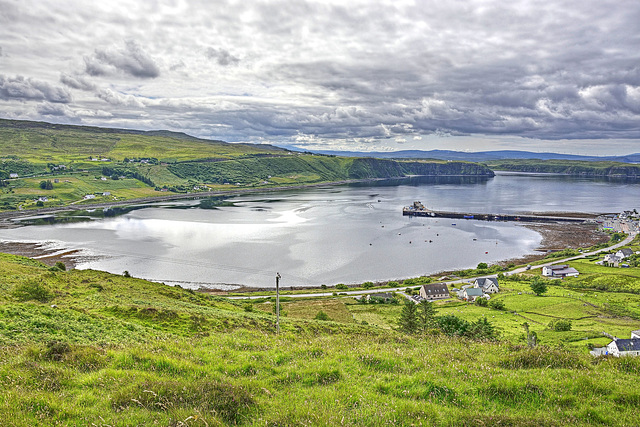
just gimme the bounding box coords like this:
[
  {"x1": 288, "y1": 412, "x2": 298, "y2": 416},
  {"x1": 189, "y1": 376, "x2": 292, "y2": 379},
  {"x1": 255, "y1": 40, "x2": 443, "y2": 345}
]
[{"x1": 403, "y1": 202, "x2": 589, "y2": 223}]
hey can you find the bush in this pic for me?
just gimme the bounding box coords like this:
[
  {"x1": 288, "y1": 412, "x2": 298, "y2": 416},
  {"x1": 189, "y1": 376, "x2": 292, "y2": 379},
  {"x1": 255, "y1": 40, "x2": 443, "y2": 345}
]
[
  {"x1": 476, "y1": 297, "x2": 488, "y2": 307},
  {"x1": 362, "y1": 281, "x2": 375, "y2": 289},
  {"x1": 335, "y1": 284, "x2": 348, "y2": 290},
  {"x1": 477, "y1": 262, "x2": 488, "y2": 270},
  {"x1": 54, "y1": 261, "x2": 66, "y2": 271},
  {"x1": 12, "y1": 281, "x2": 54, "y2": 303},
  {"x1": 315, "y1": 311, "x2": 330, "y2": 321},
  {"x1": 489, "y1": 299, "x2": 506, "y2": 310},
  {"x1": 549, "y1": 319, "x2": 572, "y2": 331}
]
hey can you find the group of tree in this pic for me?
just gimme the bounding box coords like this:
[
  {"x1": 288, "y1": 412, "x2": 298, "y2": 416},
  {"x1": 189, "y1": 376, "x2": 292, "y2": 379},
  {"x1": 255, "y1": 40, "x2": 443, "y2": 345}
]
[
  {"x1": 39, "y1": 180, "x2": 53, "y2": 190},
  {"x1": 398, "y1": 299, "x2": 497, "y2": 339},
  {"x1": 102, "y1": 166, "x2": 155, "y2": 187}
]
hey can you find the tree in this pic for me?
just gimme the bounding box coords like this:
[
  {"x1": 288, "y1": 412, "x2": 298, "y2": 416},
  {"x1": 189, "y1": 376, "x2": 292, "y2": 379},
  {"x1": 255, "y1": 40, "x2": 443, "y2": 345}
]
[
  {"x1": 467, "y1": 317, "x2": 497, "y2": 339},
  {"x1": 530, "y1": 277, "x2": 548, "y2": 296},
  {"x1": 476, "y1": 262, "x2": 488, "y2": 270},
  {"x1": 418, "y1": 299, "x2": 437, "y2": 333},
  {"x1": 398, "y1": 300, "x2": 418, "y2": 333},
  {"x1": 549, "y1": 319, "x2": 572, "y2": 331},
  {"x1": 39, "y1": 180, "x2": 53, "y2": 190},
  {"x1": 436, "y1": 314, "x2": 469, "y2": 336}
]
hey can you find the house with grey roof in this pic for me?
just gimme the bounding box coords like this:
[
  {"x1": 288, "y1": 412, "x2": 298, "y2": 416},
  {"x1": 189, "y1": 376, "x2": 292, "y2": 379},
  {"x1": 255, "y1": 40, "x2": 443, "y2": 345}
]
[
  {"x1": 419, "y1": 283, "x2": 450, "y2": 300},
  {"x1": 606, "y1": 339, "x2": 640, "y2": 357},
  {"x1": 459, "y1": 287, "x2": 484, "y2": 302},
  {"x1": 473, "y1": 277, "x2": 499, "y2": 294},
  {"x1": 542, "y1": 265, "x2": 579, "y2": 278},
  {"x1": 615, "y1": 248, "x2": 634, "y2": 259}
]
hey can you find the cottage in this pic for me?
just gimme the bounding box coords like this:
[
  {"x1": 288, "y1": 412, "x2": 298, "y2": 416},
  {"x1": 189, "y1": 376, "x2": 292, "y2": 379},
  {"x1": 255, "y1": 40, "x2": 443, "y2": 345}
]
[
  {"x1": 419, "y1": 283, "x2": 450, "y2": 300},
  {"x1": 632, "y1": 330, "x2": 640, "y2": 339},
  {"x1": 83, "y1": 194, "x2": 96, "y2": 200},
  {"x1": 460, "y1": 287, "x2": 484, "y2": 302},
  {"x1": 103, "y1": 192, "x2": 111, "y2": 196},
  {"x1": 542, "y1": 265, "x2": 579, "y2": 277},
  {"x1": 615, "y1": 248, "x2": 634, "y2": 259},
  {"x1": 474, "y1": 277, "x2": 499, "y2": 294},
  {"x1": 9, "y1": 173, "x2": 18, "y2": 178},
  {"x1": 605, "y1": 339, "x2": 640, "y2": 357}
]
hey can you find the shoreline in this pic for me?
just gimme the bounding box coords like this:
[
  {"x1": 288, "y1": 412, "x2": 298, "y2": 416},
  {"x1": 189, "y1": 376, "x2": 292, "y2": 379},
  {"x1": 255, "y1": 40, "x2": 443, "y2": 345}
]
[{"x1": 0, "y1": 218, "x2": 610, "y2": 293}]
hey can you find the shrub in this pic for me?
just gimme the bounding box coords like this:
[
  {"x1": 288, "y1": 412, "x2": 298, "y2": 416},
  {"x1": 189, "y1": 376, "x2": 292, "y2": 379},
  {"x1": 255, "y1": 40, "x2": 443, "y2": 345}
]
[
  {"x1": 315, "y1": 311, "x2": 330, "y2": 321},
  {"x1": 489, "y1": 299, "x2": 506, "y2": 310},
  {"x1": 12, "y1": 281, "x2": 54, "y2": 303},
  {"x1": 362, "y1": 281, "x2": 375, "y2": 289},
  {"x1": 54, "y1": 261, "x2": 66, "y2": 271},
  {"x1": 549, "y1": 319, "x2": 572, "y2": 331},
  {"x1": 335, "y1": 284, "x2": 348, "y2": 290},
  {"x1": 475, "y1": 297, "x2": 488, "y2": 307}
]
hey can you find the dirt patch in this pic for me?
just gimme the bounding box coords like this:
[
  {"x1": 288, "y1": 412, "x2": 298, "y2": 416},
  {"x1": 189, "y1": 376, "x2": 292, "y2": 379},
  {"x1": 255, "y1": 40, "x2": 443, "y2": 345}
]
[
  {"x1": 0, "y1": 242, "x2": 80, "y2": 269},
  {"x1": 501, "y1": 222, "x2": 610, "y2": 266}
]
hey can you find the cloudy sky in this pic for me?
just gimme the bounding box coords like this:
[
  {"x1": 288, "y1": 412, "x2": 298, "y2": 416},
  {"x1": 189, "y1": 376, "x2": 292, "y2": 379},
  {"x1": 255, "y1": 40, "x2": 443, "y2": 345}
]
[{"x1": 1, "y1": 0, "x2": 640, "y2": 155}]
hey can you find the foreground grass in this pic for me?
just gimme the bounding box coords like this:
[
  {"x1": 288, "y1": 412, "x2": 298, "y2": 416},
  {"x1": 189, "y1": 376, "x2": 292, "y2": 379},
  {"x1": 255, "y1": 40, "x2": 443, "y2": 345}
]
[{"x1": 2, "y1": 253, "x2": 640, "y2": 426}]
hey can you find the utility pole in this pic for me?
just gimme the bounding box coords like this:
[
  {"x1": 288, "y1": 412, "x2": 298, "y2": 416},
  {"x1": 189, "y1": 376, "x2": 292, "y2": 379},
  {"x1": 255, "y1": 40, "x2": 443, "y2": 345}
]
[{"x1": 276, "y1": 272, "x2": 281, "y2": 334}]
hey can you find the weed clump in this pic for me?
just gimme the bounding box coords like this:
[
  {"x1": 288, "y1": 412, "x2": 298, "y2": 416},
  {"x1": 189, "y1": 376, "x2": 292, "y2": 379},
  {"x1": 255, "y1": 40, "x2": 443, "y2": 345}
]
[
  {"x1": 12, "y1": 280, "x2": 53, "y2": 303},
  {"x1": 112, "y1": 379, "x2": 254, "y2": 424},
  {"x1": 500, "y1": 346, "x2": 586, "y2": 369}
]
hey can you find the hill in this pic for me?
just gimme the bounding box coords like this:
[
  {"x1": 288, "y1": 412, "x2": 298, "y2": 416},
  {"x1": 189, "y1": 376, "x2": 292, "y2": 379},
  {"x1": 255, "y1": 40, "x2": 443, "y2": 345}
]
[
  {"x1": 0, "y1": 119, "x2": 494, "y2": 212},
  {"x1": 485, "y1": 159, "x2": 640, "y2": 178},
  {"x1": 299, "y1": 148, "x2": 640, "y2": 163},
  {"x1": 1, "y1": 252, "x2": 640, "y2": 425}
]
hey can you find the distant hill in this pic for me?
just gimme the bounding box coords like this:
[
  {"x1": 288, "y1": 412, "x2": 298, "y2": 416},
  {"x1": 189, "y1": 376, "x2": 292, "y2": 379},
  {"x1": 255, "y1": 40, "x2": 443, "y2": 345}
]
[{"x1": 292, "y1": 148, "x2": 640, "y2": 163}]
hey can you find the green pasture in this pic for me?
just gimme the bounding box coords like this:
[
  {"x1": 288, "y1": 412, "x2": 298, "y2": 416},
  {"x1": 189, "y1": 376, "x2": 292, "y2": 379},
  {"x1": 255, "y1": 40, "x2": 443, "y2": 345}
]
[{"x1": 2, "y1": 252, "x2": 640, "y2": 425}]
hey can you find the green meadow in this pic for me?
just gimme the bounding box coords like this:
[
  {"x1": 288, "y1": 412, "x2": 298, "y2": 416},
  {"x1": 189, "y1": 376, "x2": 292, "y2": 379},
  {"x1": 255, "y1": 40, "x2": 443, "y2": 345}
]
[{"x1": 1, "y1": 251, "x2": 640, "y2": 425}]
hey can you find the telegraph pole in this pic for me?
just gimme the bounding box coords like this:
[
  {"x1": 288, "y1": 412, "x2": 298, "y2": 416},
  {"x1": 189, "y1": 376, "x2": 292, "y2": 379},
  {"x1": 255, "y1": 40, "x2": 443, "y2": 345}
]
[{"x1": 275, "y1": 272, "x2": 281, "y2": 334}]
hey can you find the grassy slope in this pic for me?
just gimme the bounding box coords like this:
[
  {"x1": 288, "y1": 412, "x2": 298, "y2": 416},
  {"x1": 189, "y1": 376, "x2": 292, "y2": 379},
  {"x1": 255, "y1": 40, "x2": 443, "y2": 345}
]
[
  {"x1": 486, "y1": 159, "x2": 640, "y2": 177},
  {"x1": 1, "y1": 253, "x2": 640, "y2": 426},
  {"x1": 0, "y1": 119, "x2": 493, "y2": 211}
]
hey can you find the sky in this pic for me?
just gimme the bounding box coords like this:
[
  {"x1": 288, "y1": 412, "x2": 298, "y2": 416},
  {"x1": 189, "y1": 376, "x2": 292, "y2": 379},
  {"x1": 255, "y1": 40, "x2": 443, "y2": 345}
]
[{"x1": 1, "y1": 0, "x2": 640, "y2": 155}]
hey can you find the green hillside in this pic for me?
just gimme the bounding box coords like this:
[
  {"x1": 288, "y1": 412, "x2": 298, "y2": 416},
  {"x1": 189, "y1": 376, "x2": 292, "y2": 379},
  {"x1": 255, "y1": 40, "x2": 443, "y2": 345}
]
[
  {"x1": 1, "y1": 253, "x2": 640, "y2": 425},
  {"x1": 0, "y1": 119, "x2": 494, "y2": 212},
  {"x1": 486, "y1": 159, "x2": 640, "y2": 178}
]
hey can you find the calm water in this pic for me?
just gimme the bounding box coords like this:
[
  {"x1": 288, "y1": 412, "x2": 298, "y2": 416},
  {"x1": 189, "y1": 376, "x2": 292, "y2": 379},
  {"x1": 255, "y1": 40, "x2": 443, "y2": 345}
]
[{"x1": 1, "y1": 172, "x2": 638, "y2": 289}]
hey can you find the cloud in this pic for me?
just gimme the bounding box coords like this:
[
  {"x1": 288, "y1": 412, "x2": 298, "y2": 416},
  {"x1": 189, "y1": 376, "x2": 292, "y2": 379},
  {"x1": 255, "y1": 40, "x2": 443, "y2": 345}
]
[
  {"x1": 84, "y1": 40, "x2": 160, "y2": 78},
  {"x1": 60, "y1": 73, "x2": 96, "y2": 91},
  {"x1": 204, "y1": 47, "x2": 240, "y2": 66},
  {"x1": 96, "y1": 88, "x2": 146, "y2": 108},
  {"x1": 0, "y1": 74, "x2": 71, "y2": 103},
  {"x1": 37, "y1": 102, "x2": 75, "y2": 117}
]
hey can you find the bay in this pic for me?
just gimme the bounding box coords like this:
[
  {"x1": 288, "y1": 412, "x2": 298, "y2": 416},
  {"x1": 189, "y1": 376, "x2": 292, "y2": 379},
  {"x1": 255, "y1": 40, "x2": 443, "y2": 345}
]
[{"x1": 0, "y1": 172, "x2": 637, "y2": 289}]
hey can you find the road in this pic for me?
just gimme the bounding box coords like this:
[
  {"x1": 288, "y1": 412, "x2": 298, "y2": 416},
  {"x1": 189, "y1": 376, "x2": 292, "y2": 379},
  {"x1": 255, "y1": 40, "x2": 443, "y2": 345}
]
[{"x1": 227, "y1": 232, "x2": 637, "y2": 300}]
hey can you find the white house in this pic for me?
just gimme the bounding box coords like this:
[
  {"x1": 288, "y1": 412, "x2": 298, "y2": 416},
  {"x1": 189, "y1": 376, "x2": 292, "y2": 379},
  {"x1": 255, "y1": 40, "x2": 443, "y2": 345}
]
[
  {"x1": 542, "y1": 265, "x2": 579, "y2": 277},
  {"x1": 419, "y1": 283, "x2": 450, "y2": 300},
  {"x1": 9, "y1": 173, "x2": 18, "y2": 178},
  {"x1": 605, "y1": 339, "x2": 640, "y2": 357},
  {"x1": 632, "y1": 330, "x2": 640, "y2": 339},
  {"x1": 474, "y1": 277, "x2": 499, "y2": 294},
  {"x1": 615, "y1": 248, "x2": 634, "y2": 259},
  {"x1": 83, "y1": 194, "x2": 96, "y2": 200},
  {"x1": 459, "y1": 287, "x2": 484, "y2": 302}
]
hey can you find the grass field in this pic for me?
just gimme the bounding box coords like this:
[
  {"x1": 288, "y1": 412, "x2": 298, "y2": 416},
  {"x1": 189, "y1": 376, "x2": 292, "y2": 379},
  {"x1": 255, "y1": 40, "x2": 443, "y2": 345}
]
[{"x1": 2, "y1": 252, "x2": 640, "y2": 425}]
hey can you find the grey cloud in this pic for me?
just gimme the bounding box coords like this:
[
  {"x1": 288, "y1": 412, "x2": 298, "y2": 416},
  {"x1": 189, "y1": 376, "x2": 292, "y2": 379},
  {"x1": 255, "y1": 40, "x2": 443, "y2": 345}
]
[
  {"x1": 60, "y1": 73, "x2": 96, "y2": 91},
  {"x1": 96, "y1": 88, "x2": 145, "y2": 108},
  {"x1": 204, "y1": 47, "x2": 239, "y2": 66},
  {"x1": 37, "y1": 102, "x2": 74, "y2": 117},
  {"x1": 0, "y1": 75, "x2": 72, "y2": 103},
  {"x1": 84, "y1": 40, "x2": 160, "y2": 78}
]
